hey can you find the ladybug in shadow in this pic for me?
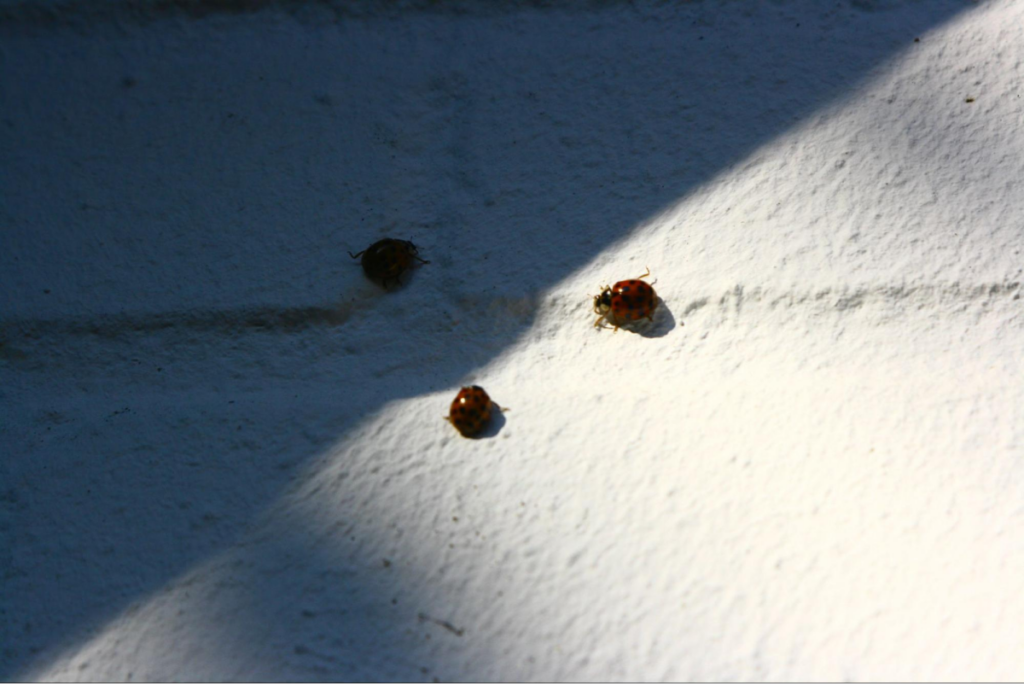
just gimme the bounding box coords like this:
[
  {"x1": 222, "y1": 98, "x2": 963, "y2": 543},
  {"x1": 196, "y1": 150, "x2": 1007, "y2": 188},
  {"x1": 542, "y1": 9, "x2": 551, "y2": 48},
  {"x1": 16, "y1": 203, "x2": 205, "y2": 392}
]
[{"x1": 348, "y1": 238, "x2": 429, "y2": 289}]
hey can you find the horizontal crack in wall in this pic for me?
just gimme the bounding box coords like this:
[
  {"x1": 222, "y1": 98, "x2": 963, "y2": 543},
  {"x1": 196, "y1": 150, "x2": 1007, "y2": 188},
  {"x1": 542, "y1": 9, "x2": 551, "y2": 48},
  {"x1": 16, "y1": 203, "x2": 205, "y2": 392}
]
[
  {"x1": 2, "y1": 281, "x2": 1018, "y2": 343},
  {"x1": 2, "y1": 304, "x2": 353, "y2": 341}
]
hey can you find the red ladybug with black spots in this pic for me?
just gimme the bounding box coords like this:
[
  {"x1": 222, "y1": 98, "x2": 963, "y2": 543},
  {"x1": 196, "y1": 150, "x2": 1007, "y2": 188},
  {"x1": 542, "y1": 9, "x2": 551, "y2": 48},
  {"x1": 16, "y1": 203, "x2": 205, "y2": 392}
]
[
  {"x1": 593, "y1": 267, "x2": 658, "y2": 331},
  {"x1": 348, "y1": 238, "x2": 429, "y2": 288},
  {"x1": 446, "y1": 386, "x2": 498, "y2": 438}
]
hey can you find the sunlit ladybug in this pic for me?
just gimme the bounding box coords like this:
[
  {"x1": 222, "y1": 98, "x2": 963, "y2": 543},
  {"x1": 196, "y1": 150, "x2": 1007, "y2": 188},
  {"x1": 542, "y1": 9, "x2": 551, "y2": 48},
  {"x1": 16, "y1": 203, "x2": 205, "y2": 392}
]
[
  {"x1": 593, "y1": 267, "x2": 658, "y2": 331},
  {"x1": 446, "y1": 386, "x2": 497, "y2": 438},
  {"x1": 348, "y1": 238, "x2": 429, "y2": 288}
]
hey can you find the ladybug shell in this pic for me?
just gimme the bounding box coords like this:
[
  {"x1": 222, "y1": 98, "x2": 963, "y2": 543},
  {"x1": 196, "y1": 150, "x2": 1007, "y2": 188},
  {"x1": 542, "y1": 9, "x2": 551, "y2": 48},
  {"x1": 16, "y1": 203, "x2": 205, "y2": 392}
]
[
  {"x1": 448, "y1": 386, "x2": 493, "y2": 437},
  {"x1": 609, "y1": 278, "x2": 657, "y2": 322},
  {"x1": 358, "y1": 238, "x2": 420, "y2": 284}
]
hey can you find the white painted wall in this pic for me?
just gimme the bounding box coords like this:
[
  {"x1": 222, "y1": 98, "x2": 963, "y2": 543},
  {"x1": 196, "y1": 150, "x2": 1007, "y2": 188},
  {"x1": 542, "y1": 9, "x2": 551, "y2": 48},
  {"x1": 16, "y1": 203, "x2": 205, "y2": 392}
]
[{"x1": 3, "y1": 1, "x2": 1022, "y2": 680}]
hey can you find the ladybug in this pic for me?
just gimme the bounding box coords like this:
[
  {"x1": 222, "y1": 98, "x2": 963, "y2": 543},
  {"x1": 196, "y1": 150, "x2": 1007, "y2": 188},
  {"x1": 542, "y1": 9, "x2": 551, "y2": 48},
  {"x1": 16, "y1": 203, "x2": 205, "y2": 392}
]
[
  {"x1": 348, "y1": 238, "x2": 429, "y2": 288},
  {"x1": 446, "y1": 385, "x2": 498, "y2": 438},
  {"x1": 593, "y1": 267, "x2": 658, "y2": 331}
]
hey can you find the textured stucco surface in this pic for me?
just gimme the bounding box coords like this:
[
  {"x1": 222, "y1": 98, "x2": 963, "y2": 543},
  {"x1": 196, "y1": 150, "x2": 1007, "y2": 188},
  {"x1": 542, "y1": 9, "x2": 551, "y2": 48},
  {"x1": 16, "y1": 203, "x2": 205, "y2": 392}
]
[{"x1": 2, "y1": 0, "x2": 1023, "y2": 680}]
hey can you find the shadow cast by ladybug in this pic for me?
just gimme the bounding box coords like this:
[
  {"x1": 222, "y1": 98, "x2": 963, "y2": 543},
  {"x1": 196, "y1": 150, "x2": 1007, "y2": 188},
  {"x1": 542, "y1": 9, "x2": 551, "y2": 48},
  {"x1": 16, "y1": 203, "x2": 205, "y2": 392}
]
[{"x1": 636, "y1": 298, "x2": 677, "y2": 339}]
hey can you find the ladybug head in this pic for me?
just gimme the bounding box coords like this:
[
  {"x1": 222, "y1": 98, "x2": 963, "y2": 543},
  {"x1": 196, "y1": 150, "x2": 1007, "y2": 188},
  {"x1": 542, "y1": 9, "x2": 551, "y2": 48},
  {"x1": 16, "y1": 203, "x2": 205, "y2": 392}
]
[
  {"x1": 593, "y1": 288, "x2": 612, "y2": 314},
  {"x1": 401, "y1": 240, "x2": 432, "y2": 266}
]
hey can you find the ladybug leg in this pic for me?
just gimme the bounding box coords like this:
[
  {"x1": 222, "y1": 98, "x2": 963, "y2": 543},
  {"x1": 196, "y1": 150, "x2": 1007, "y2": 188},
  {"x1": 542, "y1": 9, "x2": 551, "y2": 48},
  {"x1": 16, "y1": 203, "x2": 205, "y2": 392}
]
[
  {"x1": 635, "y1": 266, "x2": 651, "y2": 280},
  {"x1": 347, "y1": 250, "x2": 366, "y2": 259},
  {"x1": 413, "y1": 254, "x2": 430, "y2": 265}
]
